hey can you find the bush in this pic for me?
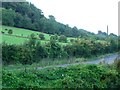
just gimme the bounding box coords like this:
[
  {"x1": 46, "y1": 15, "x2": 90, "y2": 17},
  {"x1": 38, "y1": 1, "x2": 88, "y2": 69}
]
[
  {"x1": 5, "y1": 29, "x2": 8, "y2": 31},
  {"x1": 46, "y1": 40, "x2": 62, "y2": 59},
  {"x1": 35, "y1": 45, "x2": 48, "y2": 59},
  {"x1": 50, "y1": 34, "x2": 58, "y2": 41},
  {"x1": 1, "y1": 31, "x2": 5, "y2": 34},
  {"x1": 2, "y1": 70, "x2": 20, "y2": 88},
  {"x1": 39, "y1": 33, "x2": 45, "y2": 40},
  {"x1": 8, "y1": 29, "x2": 13, "y2": 34},
  {"x1": 17, "y1": 46, "x2": 34, "y2": 65},
  {"x1": 59, "y1": 35, "x2": 67, "y2": 43},
  {"x1": 2, "y1": 44, "x2": 18, "y2": 65},
  {"x1": 2, "y1": 35, "x2": 119, "y2": 65},
  {"x1": 114, "y1": 58, "x2": 120, "y2": 73},
  {"x1": 30, "y1": 33, "x2": 36, "y2": 39},
  {"x1": 70, "y1": 39, "x2": 74, "y2": 43},
  {"x1": 2, "y1": 65, "x2": 120, "y2": 88}
]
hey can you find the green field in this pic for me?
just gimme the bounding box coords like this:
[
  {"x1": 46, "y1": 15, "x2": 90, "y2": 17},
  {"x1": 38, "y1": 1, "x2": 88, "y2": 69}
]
[
  {"x1": 1, "y1": 25, "x2": 50, "y2": 40},
  {"x1": 2, "y1": 35, "x2": 50, "y2": 45},
  {"x1": 0, "y1": 25, "x2": 74, "y2": 45},
  {"x1": 0, "y1": 25, "x2": 107, "y2": 45}
]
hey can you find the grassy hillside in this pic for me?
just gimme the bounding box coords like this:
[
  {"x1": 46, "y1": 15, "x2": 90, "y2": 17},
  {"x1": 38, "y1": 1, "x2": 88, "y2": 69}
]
[
  {"x1": 0, "y1": 25, "x2": 75, "y2": 45},
  {"x1": 2, "y1": 35, "x2": 49, "y2": 45},
  {"x1": 1, "y1": 25, "x2": 107, "y2": 45},
  {"x1": 1, "y1": 25, "x2": 50, "y2": 40}
]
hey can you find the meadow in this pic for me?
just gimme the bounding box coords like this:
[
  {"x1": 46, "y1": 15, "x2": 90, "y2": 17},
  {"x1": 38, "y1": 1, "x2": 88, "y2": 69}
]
[{"x1": 0, "y1": 25, "x2": 75, "y2": 45}]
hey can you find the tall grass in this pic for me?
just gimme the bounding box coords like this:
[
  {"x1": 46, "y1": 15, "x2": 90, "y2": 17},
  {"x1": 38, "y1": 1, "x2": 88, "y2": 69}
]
[{"x1": 114, "y1": 58, "x2": 120, "y2": 73}]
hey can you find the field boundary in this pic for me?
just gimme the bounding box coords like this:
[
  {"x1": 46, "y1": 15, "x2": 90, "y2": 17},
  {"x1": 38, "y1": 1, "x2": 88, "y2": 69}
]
[{"x1": 2, "y1": 33, "x2": 51, "y2": 41}]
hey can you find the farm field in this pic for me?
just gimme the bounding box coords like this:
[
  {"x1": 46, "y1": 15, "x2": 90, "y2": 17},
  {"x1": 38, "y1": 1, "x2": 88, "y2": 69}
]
[
  {"x1": 0, "y1": 25, "x2": 75, "y2": 45},
  {"x1": 2, "y1": 35, "x2": 48, "y2": 45},
  {"x1": 0, "y1": 25, "x2": 107, "y2": 45},
  {"x1": 1, "y1": 25, "x2": 50, "y2": 40}
]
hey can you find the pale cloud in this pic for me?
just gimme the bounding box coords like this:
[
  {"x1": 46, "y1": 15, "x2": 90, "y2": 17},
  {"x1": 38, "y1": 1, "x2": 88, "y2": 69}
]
[{"x1": 27, "y1": 0, "x2": 119, "y2": 35}]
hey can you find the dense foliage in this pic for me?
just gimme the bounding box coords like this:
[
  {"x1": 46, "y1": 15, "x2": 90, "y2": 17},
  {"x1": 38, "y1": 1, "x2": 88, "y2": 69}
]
[
  {"x1": 1, "y1": 2, "x2": 118, "y2": 39},
  {"x1": 2, "y1": 65, "x2": 120, "y2": 88},
  {"x1": 2, "y1": 34, "x2": 119, "y2": 65},
  {"x1": 1, "y1": 1, "x2": 120, "y2": 89}
]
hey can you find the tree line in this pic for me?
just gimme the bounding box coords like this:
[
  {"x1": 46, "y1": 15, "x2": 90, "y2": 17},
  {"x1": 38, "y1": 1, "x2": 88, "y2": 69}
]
[
  {"x1": 2, "y1": 1, "x2": 117, "y2": 40},
  {"x1": 2, "y1": 35, "x2": 119, "y2": 65}
]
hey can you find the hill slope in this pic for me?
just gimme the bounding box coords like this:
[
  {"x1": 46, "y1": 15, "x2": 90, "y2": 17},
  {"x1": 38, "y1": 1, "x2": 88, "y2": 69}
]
[
  {"x1": 1, "y1": 1, "x2": 100, "y2": 39},
  {"x1": 0, "y1": 25, "x2": 75, "y2": 45}
]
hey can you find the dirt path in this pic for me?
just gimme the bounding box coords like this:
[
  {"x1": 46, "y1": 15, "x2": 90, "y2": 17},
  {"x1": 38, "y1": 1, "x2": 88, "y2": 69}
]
[
  {"x1": 4, "y1": 53, "x2": 120, "y2": 71},
  {"x1": 37, "y1": 53, "x2": 120, "y2": 70},
  {"x1": 84, "y1": 53, "x2": 120, "y2": 64}
]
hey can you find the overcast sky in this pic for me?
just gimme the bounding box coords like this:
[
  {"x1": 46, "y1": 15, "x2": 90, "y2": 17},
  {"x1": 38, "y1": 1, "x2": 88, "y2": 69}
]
[{"x1": 27, "y1": 0, "x2": 119, "y2": 35}]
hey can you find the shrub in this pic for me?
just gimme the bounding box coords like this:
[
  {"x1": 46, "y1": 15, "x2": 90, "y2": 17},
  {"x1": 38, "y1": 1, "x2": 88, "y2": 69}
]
[
  {"x1": 35, "y1": 45, "x2": 48, "y2": 59},
  {"x1": 70, "y1": 39, "x2": 74, "y2": 42},
  {"x1": 8, "y1": 29, "x2": 13, "y2": 34},
  {"x1": 46, "y1": 40, "x2": 62, "y2": 59},
  {"x1": 114, "y1": 58, "x2": 120, "y2": 73},
  {"x1": 30, "y1": 33, "x2": 36, "y2": 39},
  {"x1": 39, "y1": 33, "x2": 45, "y2": 40},
  {"x1": 59, "y1": 35, "x2": 67, "y2": 43},
  {"x1": 5, "y1": 29, "x2": 8, "y2": 31},
  {"x1": 50, "y1": 34, "x2": 58, "y2": 41},
  {"x1": 2, "y1": 44, "x2": 18, "y2": 65},
  {"x1": 1, "y1": 31, "x2": 5, "y2": 34},
  {"x1": 2, "y1": 65, "x2": 120, "y2": 88},
  {"x1": 2, "y1": 70, "x2": 19, "y2": 88}
]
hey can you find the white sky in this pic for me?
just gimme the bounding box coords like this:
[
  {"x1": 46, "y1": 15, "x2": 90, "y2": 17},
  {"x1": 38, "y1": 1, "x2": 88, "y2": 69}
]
[{"x1": 27, "y1": 0, "x2": 119, "y2": 35}]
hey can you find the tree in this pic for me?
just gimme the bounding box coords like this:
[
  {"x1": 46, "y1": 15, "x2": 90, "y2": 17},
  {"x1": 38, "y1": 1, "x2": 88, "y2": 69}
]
[
  {"x1": 70, "y1": 39, "x2": 74, "y2": 43},
  {"x1": 98, "y1": 30, "x2": 102, "y2": 34},
  {"x1": 14, "y1": 13, "x2": 23, "y2": 28},
  {"x1": 2, "y1": 44, "x2": 18, "y2": 65},
  {"x1": 35, "y1": 45, "x2": 48, "y2": 59},
  {"x1": 49, "y1": 15, "x2": 56, "y2": 21},
  {"x1": 46, "y1": 41, "x2": 62, "y2": 59},
  {"x1": 2, "y1": 2, "x2": 102, "y2": 39},
  {"x1": 29, "y1": 33, "x2": 36, "y2": 39},
  {"x1": 72, "y1": 26, "x2": 79, "y2": 37},
  {"x1": 50, "y1": 34, "x2": 58, "y2": 41},
  {"x1": 109, "y1": 33, "x2": 117, "y2": 37},
  {"x1": 8, "y1": 29, "x2": 13, "y2": 35},
  {"x1": 2, "y1": 9, "x2": 15, "y2": 26},
  {"x1": 26, "y1": 34, "x2": 37, "y2": 49},
  {"x1": 21, "y1": 15, "x2": 32, "y2": 29},
  {"x1": 59, "y1": 35, "x2": 67, "y2": 43},
  {"x1": 1, "y1": 31, "x2": 5, "y2": 34}
]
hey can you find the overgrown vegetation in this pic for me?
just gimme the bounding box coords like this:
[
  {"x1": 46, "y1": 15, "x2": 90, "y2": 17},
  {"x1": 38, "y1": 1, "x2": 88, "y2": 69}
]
[
  {"x1": 114, "y1": 59, "x2": 120, "y2": 73},
  {"x1": 1, "y1": 1, "x2": 120, "y2": 89},
  {"x1": 2, "y1": 64, "x2": 120, "y2": 88},
  {"x1": 2, "y1": 33, "x2": 119, "y2": 65}
]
